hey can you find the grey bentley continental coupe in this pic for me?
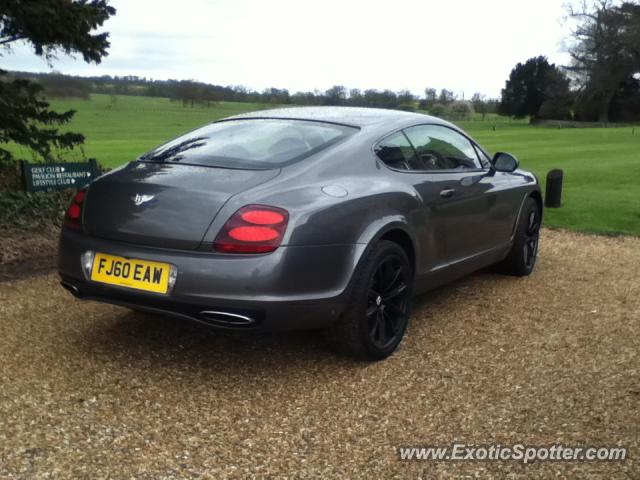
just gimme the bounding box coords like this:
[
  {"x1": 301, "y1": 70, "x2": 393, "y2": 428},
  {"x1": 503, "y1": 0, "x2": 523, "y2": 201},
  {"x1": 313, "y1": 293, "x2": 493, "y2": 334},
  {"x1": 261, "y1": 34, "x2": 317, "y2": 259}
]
[{"x1": 59, "y1": 107, "x2": 542, "y2": 360}]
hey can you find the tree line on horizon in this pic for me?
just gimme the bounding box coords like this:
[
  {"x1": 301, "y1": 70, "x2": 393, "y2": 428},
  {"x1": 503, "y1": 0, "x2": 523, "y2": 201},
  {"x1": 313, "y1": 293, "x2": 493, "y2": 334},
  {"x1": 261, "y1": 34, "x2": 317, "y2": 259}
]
[{"x1": 6, "y1": 69, "x2": 499, "y2": 121}]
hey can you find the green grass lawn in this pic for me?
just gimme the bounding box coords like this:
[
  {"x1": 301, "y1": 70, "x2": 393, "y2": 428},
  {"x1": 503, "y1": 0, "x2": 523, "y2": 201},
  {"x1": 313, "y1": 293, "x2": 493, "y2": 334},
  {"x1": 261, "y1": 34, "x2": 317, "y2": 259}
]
[
  {"x1": 8, "y1": 94, "x2": 277, "y2": 167},
  {"x1": 10, "y1": 94, "x2": 640, "y2": 235},
  {"x1": 458, "y1": 118, "x2": 640, "y2": 235}
]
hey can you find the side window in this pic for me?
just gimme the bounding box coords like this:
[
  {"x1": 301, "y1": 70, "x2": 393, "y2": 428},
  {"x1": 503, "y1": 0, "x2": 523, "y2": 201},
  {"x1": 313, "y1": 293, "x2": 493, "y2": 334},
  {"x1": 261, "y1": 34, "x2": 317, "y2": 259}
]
[
  {"x1": 474, "y1": 144, "x2": 492, "y2": 168},
  {"x1": 374, "y1": 132, "x2": 417, "y2": 171},
  {"x1": 403, "y1": 125, "x2": 482, "y2": 171}
]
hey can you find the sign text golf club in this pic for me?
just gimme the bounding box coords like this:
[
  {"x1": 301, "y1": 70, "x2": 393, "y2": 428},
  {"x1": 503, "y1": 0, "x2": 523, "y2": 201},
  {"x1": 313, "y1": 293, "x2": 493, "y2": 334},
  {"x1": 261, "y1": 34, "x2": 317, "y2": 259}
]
[{"x1": 21, "y1": 159, "x2": 99, "y2": 192}]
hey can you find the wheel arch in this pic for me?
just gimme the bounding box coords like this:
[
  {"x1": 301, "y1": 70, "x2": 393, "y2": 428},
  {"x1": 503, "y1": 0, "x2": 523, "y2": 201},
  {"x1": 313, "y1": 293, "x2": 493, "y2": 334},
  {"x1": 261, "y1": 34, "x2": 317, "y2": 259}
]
[
  {"x1": 510, "y1": 188, "x2": 544, "y2": 240},
  {"x1": 529, "y1": 190, "x2": 543, "y2": 220},
  {"x1": 379, "y1": 229, "x2": 416, "y2": 275},
  {"x1": 354, "y1": 219, "x2": 418, "y2": 276}
]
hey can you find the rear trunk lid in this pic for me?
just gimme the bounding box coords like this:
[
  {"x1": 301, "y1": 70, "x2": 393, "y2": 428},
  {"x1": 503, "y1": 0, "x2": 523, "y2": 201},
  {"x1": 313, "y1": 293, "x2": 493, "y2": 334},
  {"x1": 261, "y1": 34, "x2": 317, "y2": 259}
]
[{"x1": 83, "y1": 162, "x2": 280, "y2": 249}]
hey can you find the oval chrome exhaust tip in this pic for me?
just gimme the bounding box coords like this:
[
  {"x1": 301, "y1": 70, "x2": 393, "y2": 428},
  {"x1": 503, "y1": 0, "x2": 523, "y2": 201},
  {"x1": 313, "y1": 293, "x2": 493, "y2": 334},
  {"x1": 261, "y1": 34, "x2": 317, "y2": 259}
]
[
  {"x1": 199, "y1": 310, "x2": 256, "y2": 327},
  {"x1": 60, "y1": 281, "x2": 81, "y2": 297}
]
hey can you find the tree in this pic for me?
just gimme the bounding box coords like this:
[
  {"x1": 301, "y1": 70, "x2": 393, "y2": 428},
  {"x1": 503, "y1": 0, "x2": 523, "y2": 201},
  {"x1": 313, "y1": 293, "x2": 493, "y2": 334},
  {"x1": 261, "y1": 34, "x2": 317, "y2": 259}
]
[
  {"x1": 292, "y1": 90, "x2": 322, "y2": 105},
  {"x1": 176, "y1": 80, "x2": 201, "y2": 107},
  {"x1": 424, "y1": 88, "x2": 437, "y2": 104},
  {"x1": 566, "y1": 0, "x2": 640, "y2": 121},
  {"x1": 202, "y1": 86, "x2": 221, "y2": 108},
  {"x1": 418, "y1": 87, "x2": 437, "y2": 109},
  {"x1": 262, "y1": 87, "x2": 290, "y2": 105},
  {"x1": 609, "y1": 76, "x2": 640, "y2": 121},
  {"x1": 538, "y1": 67, "x2": 574, "y2": 120},
  {"x1": 363, "y1": 89, "x2": 399, "y2": 109},
  {"x1": 499, "y1": 56, "x2": 572, "y2": 119},
  {"x1": 396, "y1": 89, "x2": 415, "y2": 106},
  {"x1": 471, "y1": 93, "x2": 488, "y2": 119},
  {"x1": 324, "y1": 85, "x2": 347, "y2": 105},
  {"x1": 0, "y1": 0, "x2": 115, "y2": 165},
  {"x1": 437, "y1": 88, "x2": 455, "y2": 105},
  {"x1": 38, "y1": 71, "x2": 91, "y2": 99},
  {"x1": 348, "y1": 88, "x2": 365, "y2": 106}
]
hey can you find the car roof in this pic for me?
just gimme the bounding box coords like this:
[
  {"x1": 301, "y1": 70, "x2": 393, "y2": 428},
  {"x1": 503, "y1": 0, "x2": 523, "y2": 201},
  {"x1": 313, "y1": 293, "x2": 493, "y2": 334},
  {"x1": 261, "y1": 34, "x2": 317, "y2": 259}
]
[{"x1": 224, "y1": 106, "x2": 452, "y2": 130}]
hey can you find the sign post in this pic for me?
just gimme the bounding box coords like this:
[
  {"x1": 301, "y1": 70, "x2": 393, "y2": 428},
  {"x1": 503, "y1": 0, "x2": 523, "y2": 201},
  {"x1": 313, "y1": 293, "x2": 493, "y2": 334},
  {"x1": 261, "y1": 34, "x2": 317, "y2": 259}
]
[{"x1": 21, "y1": 159, "x2": 100, "y2": 192}]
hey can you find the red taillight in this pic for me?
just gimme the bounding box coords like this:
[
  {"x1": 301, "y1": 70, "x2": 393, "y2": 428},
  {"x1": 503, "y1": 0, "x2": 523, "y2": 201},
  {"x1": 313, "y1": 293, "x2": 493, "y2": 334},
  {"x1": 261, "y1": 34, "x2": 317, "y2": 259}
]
[
  {"x1": 214, "y1": 205, "x2": 289, "y2": 254},
  {"x1": 229, "y1": 226, "x2": 280, "y2": 242},
  {"x1": 68, "y1": 203, "x2": 81, "y2": 220},
  {"x1": 240, "y1": 210, "x2": 285, "y2": 225},
  {"x1": 64, "y1": 189, "x2": 87, "y2": 230}
]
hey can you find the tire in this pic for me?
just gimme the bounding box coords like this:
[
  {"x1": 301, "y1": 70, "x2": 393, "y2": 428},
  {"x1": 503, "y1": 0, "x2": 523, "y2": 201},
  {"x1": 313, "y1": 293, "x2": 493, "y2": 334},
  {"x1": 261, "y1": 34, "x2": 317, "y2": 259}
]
[
  {"x1": 498, "y1": 197, "x2": 541, "y2": 276},
  {"x1": 324, "y1": 240, "x2": 414, "y2": 360}
]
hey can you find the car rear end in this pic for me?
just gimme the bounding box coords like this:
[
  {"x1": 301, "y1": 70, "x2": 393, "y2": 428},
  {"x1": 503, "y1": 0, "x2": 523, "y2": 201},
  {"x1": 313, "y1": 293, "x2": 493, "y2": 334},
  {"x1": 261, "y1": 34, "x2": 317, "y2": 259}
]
[{"x1": 58, "y1": 118, "x2": 362, "y2": 330}]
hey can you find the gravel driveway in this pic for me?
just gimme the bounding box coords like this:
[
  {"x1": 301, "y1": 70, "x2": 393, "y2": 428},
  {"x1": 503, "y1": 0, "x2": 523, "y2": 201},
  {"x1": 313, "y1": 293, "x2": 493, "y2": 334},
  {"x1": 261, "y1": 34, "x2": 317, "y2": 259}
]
[{"x1": 1, "y1": 229, "x2": 638, "y2": 479}]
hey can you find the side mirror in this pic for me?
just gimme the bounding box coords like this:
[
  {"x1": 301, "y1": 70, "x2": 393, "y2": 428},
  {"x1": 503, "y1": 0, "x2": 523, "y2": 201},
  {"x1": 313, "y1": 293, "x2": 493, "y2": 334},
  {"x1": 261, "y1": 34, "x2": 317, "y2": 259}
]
[{"x1": 492, "y1": 152, "x2": 519, "y2": 173}]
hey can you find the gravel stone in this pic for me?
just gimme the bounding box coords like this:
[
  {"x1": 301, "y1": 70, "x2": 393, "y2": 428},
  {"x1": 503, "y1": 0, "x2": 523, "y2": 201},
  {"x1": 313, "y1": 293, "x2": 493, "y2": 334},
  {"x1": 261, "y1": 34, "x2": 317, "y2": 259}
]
[{"x1": 0, "y1": 229, "x2": 638, "y2": 478}]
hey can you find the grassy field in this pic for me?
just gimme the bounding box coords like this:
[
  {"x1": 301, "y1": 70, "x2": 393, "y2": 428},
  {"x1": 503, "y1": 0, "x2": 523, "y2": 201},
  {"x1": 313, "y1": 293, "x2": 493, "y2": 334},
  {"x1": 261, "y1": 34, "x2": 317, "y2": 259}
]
[
  {"x1": 458, "y1": 119, "x2": 640, "y2": 235},
  {"x1": 8, "y1": 94, "x2": 276, "y2": 168},
  {"x1": 10, "y1": 94, "x2": 640, "y2": 235}
]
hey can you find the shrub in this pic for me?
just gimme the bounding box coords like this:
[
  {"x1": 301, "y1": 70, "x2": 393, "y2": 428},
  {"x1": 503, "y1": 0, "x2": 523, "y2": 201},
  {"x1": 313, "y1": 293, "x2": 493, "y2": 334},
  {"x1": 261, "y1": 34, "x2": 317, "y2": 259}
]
[
  {"x1": 447, "y1": 101, "x2": 474, "y2": 120},
  {"x1": 428, "y1": 101, "x2": 474, "y2": 121},
  {"x1": 397, "y1": 103, "x2": 416, "y2": 112},
  {"x1": 0, "y1": 189, "x2": 73, "y2": 229},
  {"x1": 427, "y1": 104, "x2": 450, "y2": 118}
]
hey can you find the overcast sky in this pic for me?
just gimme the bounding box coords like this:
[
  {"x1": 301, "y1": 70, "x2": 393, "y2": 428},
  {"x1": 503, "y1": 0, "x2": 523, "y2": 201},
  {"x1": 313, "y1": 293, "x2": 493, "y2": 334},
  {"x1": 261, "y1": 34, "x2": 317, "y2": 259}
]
[{"x1": 2, "y1": 0, "x2": 572, "y2": 98}]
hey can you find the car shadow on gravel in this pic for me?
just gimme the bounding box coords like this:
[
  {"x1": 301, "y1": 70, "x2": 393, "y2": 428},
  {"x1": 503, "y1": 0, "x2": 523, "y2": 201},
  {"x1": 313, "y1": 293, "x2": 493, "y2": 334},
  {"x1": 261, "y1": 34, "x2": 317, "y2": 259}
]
[
  {"x1": 77, "y1": 269, "x2": 508, "y2": 373},
  {"x1": 81, "y1": 309, "x2": 345, "y2": 371}
]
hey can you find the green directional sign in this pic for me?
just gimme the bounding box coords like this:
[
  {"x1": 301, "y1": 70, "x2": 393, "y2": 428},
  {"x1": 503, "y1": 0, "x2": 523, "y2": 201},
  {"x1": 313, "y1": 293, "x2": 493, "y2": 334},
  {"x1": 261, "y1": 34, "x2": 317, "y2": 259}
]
[{"x1": 21, "y1": 159, "x2": 100, "y2": 192}]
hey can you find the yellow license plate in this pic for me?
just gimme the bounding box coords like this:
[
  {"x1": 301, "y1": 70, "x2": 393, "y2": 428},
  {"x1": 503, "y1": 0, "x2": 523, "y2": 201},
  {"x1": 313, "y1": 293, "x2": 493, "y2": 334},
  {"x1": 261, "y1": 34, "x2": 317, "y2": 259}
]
[{"x1": 91, "y1": 252, "x2": 172, "y2": 294}]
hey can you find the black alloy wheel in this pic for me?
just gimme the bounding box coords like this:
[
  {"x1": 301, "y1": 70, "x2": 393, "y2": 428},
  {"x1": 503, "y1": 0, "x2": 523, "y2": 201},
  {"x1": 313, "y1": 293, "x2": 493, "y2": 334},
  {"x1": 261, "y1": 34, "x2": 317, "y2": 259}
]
[
  {"x1": 523, "y1": 208, "x2": 540, "y2": 270},
  {"x1": 324, "y1": 240, "x2": 413, "y2": 360},
  {"x1": 367, "y1": 256, "x2": 411, "y2": 350},
  {"x1": 499, "y1": 197, "x2": 541, "y2": 276}
]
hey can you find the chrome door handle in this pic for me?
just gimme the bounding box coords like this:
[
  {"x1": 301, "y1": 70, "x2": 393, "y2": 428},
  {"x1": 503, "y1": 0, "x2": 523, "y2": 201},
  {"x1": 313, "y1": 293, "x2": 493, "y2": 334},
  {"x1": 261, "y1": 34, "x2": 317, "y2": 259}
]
[{"x1": 440, "y1": 188, "x2": 456, "y2": 198}]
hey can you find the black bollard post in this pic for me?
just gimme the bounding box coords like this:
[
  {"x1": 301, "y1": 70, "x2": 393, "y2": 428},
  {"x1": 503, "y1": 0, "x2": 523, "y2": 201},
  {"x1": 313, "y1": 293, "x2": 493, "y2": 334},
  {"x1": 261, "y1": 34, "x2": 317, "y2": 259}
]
[{"x1": 545, "y1": 169, "x2": 564, "y2": 208}]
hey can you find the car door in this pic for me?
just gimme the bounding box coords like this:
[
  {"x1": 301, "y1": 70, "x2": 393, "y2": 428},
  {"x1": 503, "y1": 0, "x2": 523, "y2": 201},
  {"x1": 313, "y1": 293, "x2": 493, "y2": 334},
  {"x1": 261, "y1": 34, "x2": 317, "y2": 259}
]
[
  {"x1": 473, "y1": 143, "x2": 524, "y2": 247},
  {"x1": 373, "y1": 131, "x2": 450, "y2": 276},
  {"x1": 403, "y1": 124, "x2": 497, "y2": 265}
]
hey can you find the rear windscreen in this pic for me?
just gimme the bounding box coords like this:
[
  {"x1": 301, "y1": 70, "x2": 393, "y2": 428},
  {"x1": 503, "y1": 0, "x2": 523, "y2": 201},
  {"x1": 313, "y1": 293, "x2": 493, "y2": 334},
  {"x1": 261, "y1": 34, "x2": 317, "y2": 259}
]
[{"x1": 139, "y1": 118, "x2": 358, "y2": 169}]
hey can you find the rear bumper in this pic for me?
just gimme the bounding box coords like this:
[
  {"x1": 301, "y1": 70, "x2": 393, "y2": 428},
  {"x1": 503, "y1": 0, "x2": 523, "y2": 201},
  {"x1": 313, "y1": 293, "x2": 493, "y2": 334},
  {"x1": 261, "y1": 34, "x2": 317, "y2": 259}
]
[{"x1": 58, "y1": 228, "x2": 366, "y2": 331}]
